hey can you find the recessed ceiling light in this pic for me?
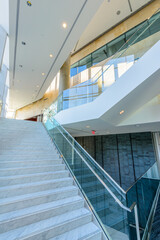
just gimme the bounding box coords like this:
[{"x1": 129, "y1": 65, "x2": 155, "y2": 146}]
[
  {"x1": 22, "y1": 41, "x2": 26, "y2": 45},
  {"x1": 49, "y1": 54, "x2": 53, "y2": 58},
  {"x1": 120, "y1": 110, "x2": 124, "y2": 115},
  {"x1": 116, "y1": 10, "x2": 121, "y2": 15},
  {"x1": 86, "y1": 125, "x2": 90, "y2": 128},
  {"x1": 27, "y1": 1, "x2": 32, "y2": 6},
  {"x1": 62, "y1": 22, "x2": 67, "y2": 29},
  {"x1": 42, "y1": 73, "x2": 45, "y2": 76},
  {"x1": 36, "y1": 85, "x2": 39, "y2": 88}
]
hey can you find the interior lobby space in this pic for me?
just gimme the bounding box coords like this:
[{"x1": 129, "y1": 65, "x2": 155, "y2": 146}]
[{"x1": 0, "y1": 0, "x2": 160, "y2": 239}]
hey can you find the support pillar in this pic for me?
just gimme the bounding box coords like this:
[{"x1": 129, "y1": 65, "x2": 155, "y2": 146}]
[{"x1": 59, "y1": 54, "x2": 71, "y2": 95}]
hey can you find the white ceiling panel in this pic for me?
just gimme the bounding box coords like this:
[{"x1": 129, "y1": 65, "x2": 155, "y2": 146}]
[
  {"x1": 9, "y1": 0, "x2": 104, "y2": 109},
  {"x1": 9, "y1": 0, "x2": 153, "y2": 110},
  {"x1": 75, "y1": 0, "x2": 153, "y2": 51}
]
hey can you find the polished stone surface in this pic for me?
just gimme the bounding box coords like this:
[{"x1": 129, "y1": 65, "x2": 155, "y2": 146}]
[{"x1": 0, "y1": 118, "x2": 105, "y2": 239}]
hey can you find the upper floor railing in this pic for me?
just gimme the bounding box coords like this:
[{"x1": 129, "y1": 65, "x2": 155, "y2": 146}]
[{"x1": 44, "y1": 9, "x2": 160, "y2": 117}]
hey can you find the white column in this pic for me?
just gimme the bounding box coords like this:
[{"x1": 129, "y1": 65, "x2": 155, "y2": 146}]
[
  {"x1": 0, "y1": 26, "x2": 7, "y2": 71},
  {"x1": 59, "y1": 54, "x2": 71, "y2": 95}
]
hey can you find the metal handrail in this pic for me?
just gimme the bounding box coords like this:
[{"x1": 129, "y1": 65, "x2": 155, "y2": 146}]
[
  {"x1": 70, "y1": 8, "x2": 160, "y2": 89},
  {"x1": 51, "y1": 135, "x2": 111, "y2": 240},
  {"x1": 53, "y1": 117, "x2": 126, "y2": 196},
  {"x1": 46, "y1": 116, "x2": 141, "y2": 240},
  {"x1": 142, "y1": 182, "x2": 160, "y2": 240},
  {"x1": 50, "y1": 117, "x2": 132, "y2": 210}
]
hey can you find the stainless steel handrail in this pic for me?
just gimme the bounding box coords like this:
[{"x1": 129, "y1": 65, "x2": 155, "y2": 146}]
[
  {"x1": 53, "y1": 117, "x2": 126, "y2": 196},
  {"x1": 45, "y1": 116, "x2": 141, "y2": 240},
  {"x1": 47, "y1": 117, "x2": 141, "y2": 240},
  {"x1": 51, "y1": 136, "x2": 111, "y2": 240},
  {"x1": 70, "y1": 8, "x2": 160, "y2": 88},
  {"x1": 51, "y1": 117, "x2": 132, "y2": 211},
  {"x1": 142, "y1": 182, "x2": 160, "y2": 240}
]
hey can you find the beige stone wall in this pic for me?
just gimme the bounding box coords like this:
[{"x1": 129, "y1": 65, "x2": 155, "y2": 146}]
[
  {"x1": 15, "y1": 89, "x2": 58, "y2": 120},
  {"x1": 71, "y1": 0, "x2": 160, "y2": 65}
]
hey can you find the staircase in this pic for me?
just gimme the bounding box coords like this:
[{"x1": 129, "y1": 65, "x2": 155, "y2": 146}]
[{"x1": 0, "y1": 118, "x2": 105, "y2": 240}]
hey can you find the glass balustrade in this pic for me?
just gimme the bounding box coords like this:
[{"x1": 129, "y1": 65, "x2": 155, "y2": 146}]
[
  {"x1": 44, "y1": 9, "x2": 160, "y2": 118},
  {"x1": 44, "y1": 116, "x2": 160, "y2": 240},
  {"x1": 44, "y1": 117, "x2": 141, "y2": 240},
  {"x1": 126, "y1": 162, "x2": 160, "y2": 239}
]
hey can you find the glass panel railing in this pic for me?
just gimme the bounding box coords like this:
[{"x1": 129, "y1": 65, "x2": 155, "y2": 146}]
[
  {"x1": 59, "y1": 9, "x2": 160, "y2": 111},
  {"x1": 44, "y1": 8, "x2": 160, "y2": 117},
  {"x1": 142, "y1": 182, "x2": 160, "y2": 240},
  {"x1": 126, "y1": 162, "x2": 160, "y2": 239},
  {"x1": 44, "y1": 116, "x2": 141, "y2": 240}
]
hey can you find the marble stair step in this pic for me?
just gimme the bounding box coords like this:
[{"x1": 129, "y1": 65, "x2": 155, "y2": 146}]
[
  {"x1": 0, "y1": 164, "x2": 65, "y2": 176},
  {"x1": 0, "y1": 177, "x2": 73, "y2": 198},
  {"x1": 0, "y1": 149, "x2": 58, "y2": 154},
  {"x1": 0, "y1": 135, "x2": 50, "y2": 139},
  {"x1": 0, "y1": 146, "x2": 55, "y2": 151},
  {"x1": 0, "y1": 170, "x2": 69, "y2": 186},
  {"x1": 0, "y1": 196, "x2": 84, "y2": 233},
  {"x1": 82, "y1": 231, "x2": 102, "y2": 240},
  {"x1": 0, "y1": 159, "x2": 63, "y2": 168},
  {"x1": 50, "y1": 222, "x2": 102, "y2": 240},
  {"x1": 0, "y1": 186, "x2": 79, "y2": 214},
  {"x1": 0, "y1": 208, "x2": 92, "y2": 240},
  {"x1": 0, "y1": 140, "x2": 54, "y2": 145},
  {"x1": 0, "y1": 154, "x2": 60, "y2": 161}
]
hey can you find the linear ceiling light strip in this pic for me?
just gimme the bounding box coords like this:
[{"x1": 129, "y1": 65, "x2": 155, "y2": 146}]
[
  {"x1": 36, "y1": 0, "x2": 88, "y2": 99},
  {"x1": 13, "y1": 0, "x2": 20, "y2": 80},
  {"x1": 128, "y1": 0, "x2": 133, "y2": 12}
]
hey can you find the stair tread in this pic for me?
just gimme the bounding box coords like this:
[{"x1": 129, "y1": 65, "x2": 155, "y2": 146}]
[
  {"x1": 0, "y1": 159, "x2": 61, "y2": 164},
  {"x1": 0, "y1": 195, "x2": 83, "y2": 222},
  {"x1": 0, "y1": 185, "x2": 78, "y2": 205},
  {"x1": 0, "y1": 177, "x2": 72, "y2": 191},
  {"x1": 0, "y1": 119, "x2": 103, "y2": 239},
  {"x1": 0, "y1": 164, "x2": 64, "y2": 171},
  {"x1": 0, "y1": 208, "x2": 91, "y2": 240},
  {"x1": 0, "y1": 170, "x2": 68, "y2": 180},
  {"x1": 50, "y1": 222, "x2": 101, "y2": 240}
]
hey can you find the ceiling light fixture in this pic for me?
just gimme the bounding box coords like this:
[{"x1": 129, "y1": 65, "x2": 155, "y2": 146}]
[
  {"x1": 27, "y1": 1, "x2": 32, "y2": 6},
  {"x1": 42, "y1": 73, "x2": 45, "y2": 76},
  {"x1": 36, "y1": 85, "x2": 39, "y2": 88},
  {"x1": 120, "y1": 110, "x2": 124, "y2": 115},
  {"x1": 49, "y1": 54, "x2": 53, "y2": 58},
  {"x1": 62, "y1": 22, "x2": 67, "y2": 29},
  {"x1": 116, "y1": 10, "x2": 121, "y2": 15}
]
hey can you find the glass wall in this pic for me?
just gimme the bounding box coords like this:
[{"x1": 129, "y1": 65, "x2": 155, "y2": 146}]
[{"x1": 70, "y1": 11, "x2": 160, "y2": 78}]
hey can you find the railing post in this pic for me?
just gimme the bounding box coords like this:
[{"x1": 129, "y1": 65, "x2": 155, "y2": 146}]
[{"x1": 134, "y1": 204, "x2": 141, "y2": 240}]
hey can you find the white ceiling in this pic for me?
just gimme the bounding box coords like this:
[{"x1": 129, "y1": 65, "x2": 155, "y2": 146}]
[
  {"x1": 9, "y1": 0, "x2": 103, "y2": 110},
  {"x1": 9, "y1": 0, "x2": 153, "y2": 110},
  {"x1": 74, "y1": 0, "x2": 153, "y2": 51}
]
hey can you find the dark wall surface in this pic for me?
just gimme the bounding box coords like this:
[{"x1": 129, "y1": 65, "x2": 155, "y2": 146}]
[{"x1": 75, "y1": 132, "x2": 156, "y2": 191}]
